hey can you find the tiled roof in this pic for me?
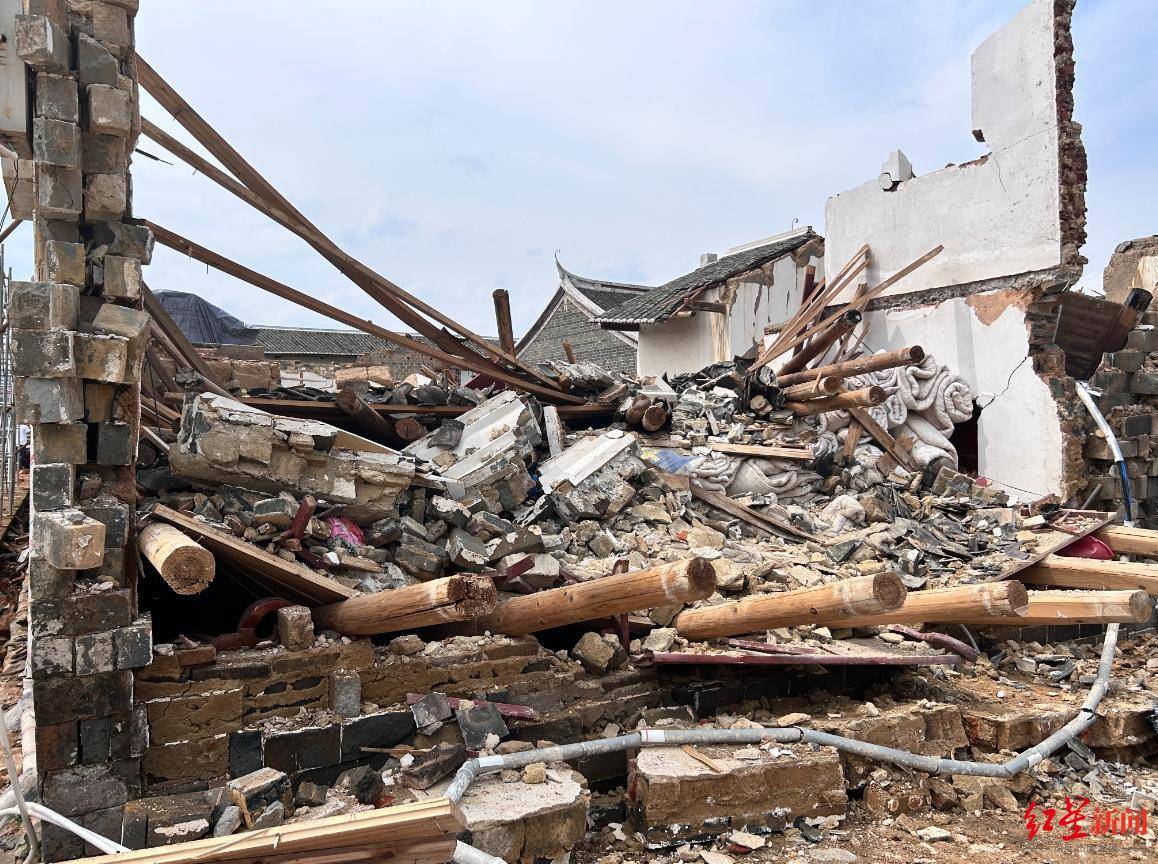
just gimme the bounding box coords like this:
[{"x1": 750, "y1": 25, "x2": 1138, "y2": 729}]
[
  {"x1": 556, "y1": 261, "x2": 651, "y2": 312},
  {"x1": 595, "y1": 229, "x2": 819, "y2": 326},
  {"x1": 251, "y1": 327, "x2": 394, "y2": 356}
]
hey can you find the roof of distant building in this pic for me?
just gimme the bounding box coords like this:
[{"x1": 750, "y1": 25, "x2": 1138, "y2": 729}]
[{"x1": 595, "y1": 228, "x2": 820, "y2": 327}]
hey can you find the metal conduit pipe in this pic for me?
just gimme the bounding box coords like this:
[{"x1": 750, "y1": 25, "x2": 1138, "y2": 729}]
[{"x1": 446, "y1": 624, "x2": 1120, "y2": 802}]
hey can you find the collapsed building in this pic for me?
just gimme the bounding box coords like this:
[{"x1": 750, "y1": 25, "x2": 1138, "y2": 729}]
[{"x1": 0, "y1": 1, "x2": 1156, "y2": 864}]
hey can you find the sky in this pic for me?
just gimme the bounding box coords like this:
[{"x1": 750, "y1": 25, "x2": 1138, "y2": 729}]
[{"x1": 6, "y1": 0, "x2": 1156, "y2": 336}]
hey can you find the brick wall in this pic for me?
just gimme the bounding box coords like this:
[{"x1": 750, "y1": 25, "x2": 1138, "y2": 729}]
[
  {"x1": 518, "y1": 297, "x2": 638, "y2": 375},
  {"x1": 16, "y1": 3, "x2": 153, "y2": 859}
]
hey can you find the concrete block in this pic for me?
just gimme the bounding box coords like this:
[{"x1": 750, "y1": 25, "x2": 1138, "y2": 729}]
[
  {"x1": 79, "y1": 497, "x2": 131, "y2": 548},
  {"x1": 87, "y1": 84, "x2": 131, "y2": 137},
  {"x1": 36, "y1": 73, "x2": 80, "y2": 123},
  {"x1": 329, "y1": 670, "x2": 361, "y2": 718},
  {"x1": 28, "y1": 554, "x2": 75, "y2": 600},
  {"x1": 276, "y1": 605, "x2": 314, "y2": 651},
  {"x1": 75, "y1": 631, "x2": 116, "y2": 676},
  {"x1": 93, "y1": 3, "x2": 132, "y2": 53},
  {"x1": 103, "y1": 254, "x2": 141, "y2": 300},
  {"x1": 77, "y1": 34, "x2": 119, "y2": 88},
  {"x1": 31, "y1": 635, "x2": 74, "y2": 677},
  {"x1": 33, "y1": 117, "x2": 82, "y2": 168},
  {"x1": 82, "y1": 132, "x2": 127, "y2": 175},
  {"x1": 339, "y1": 711, "x2": 415, "y2": 762},
  {"x1": 96, "y1": 421, "x2": 134, "y2": 465},
  {"x1": 90, "y1": 302, "x2": 150, "y2": 345},
  {"x1": 114, "y1": 619, "x2": 153, "y2": 670},
  {"x1": 98, "y1": 221, "x2": 154, "y2": 263},
  {"x1": 11, "y1": 327, "x2": 75, "y2": 377},
  {"x1": 36, "y1": 163, "x2": 83, "y2": 220},
  {"x1": 75, "y1": 333, "x2": 130, "y2": 383},
  {"x1": 33, "y1": 508, "x2": 106, "y2": 569},
  {"x1": 83, "y1": 381, "x2": 118, "y2": 423},
  {"x1": 15, "y1": 377, "x2": 84, "y2": 424},
  {"x1": 10, "y1": 281, "x2": 79, "y2": 330},
  {"x1": 84, "y1": 172, "x2": 127, "y2": 222},
  {"x1": 45, "y1": 239, "x2": 86, "y2": 286},
  {"x1": 1130, "y1": 371, "x2": 1158, "y2": 395},
  {"x1": 15, "y1": 14, "x2": 70, "y2": 72},
  {"x1": 631, "y1": 744, "x2": 847, "y2": 829},
  {"x1": 31, "y1": 462, "x2": 75, "y2": 511},
  {"x1": 262, "y1": 725, "x2": 341, "y2": 774}
]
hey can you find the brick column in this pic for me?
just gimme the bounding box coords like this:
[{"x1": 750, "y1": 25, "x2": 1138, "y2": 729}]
[{"x1": 14, "y1": 1, "x2": 152, "y2": 859}]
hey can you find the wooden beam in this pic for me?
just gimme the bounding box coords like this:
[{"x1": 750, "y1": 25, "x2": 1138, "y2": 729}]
[
  {"x1": 776, "y1": 345, "x2": 925, "y2": 388},
  {"x1": 785, "y1": 386, "x2": 886, "y2": 416},
  {"x1": 776, "y1": 310, "x2": 861, "y2": 377},
  {"x1": 335, "y1": 387, "x2": 405, "y2": 448},
  {"x1": 481, "y1": 558, "x2": 716, "y2": 636},
  {"x1": 136, "y1": 67, "x2": 559, "y2": 392},
  {"x1": 0, "y1": 218, "x2": 24, "y2": 244},
  {"x1": 848, "y1": 406, "x2": 916, "y2": 471},
  {"x1": 674, "y1": 573, "x2": 907, "y2": 641},
  {"x1": 148, "y1": 505, "x2": 354, "y2": 605},
  {"x1": 841, "y1": 421, "x2": 863, "y2": 462},
  {"x1": 707, "y1": 442, "x2": 814, "y2": 461},
  {"x1": 492, "y1": 288, "x2": 516, "y2": 355},
  {"x1": 814, "y1": 581, "x2": 1029, "y2": 628},
  {"x1": 779, "y1": 375, "x2": 843, "y2": 401},
  {"x1": 561, "y1": 340, "x2": 577, "y2": 363},
  {"x1": 955, "y1": 589, "x2": 1153, "y2": 626},
  {"x1": 147, "y1": 221, "x2": 584, "y2": 405},
  {"x1": 1019, "y1": 555, "x2": 1158, "y2": 596},
  {"x1": 138, "y1": 523, "x2": 215, "y2": 595},
  {"x1": 72, "y1": 797, "x2": 464, "y2": 864},
  {"x1": 314, "y1": 575, "x2": 498, "y2": 635},
  {"x1": 688, "y1": 301, "x2": 727, "y2": 313},
  {"x1": 1093, "y1": 524, "x2": 1158, "y2": 557},
  {"x1": 690, "y1": 483, "x2": 816, "y2": 541}
]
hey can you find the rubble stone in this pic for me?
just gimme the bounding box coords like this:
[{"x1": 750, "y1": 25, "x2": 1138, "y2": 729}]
[
  {"x1": 33, "y1": 509, "x2": 106, "y2": 570},
  {"x1": 572, "y1": 632, "x2": 626, "y2": 673},
  {"x1": 276, "y1": 605, "x2": 314, "y2": 651}
]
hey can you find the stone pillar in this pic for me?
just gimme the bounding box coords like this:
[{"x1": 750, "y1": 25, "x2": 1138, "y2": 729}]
[{"x1": 15, "y1": 1, "x2": 152, "y2": 859}]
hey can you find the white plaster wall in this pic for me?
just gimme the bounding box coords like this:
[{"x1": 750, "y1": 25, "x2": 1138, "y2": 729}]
[
  {"x1": 861, "y1": 298, "x2": 1066, "y2": 501},
  {"x1": 825, "y1": 0, "x2": 1061, "y2": 300},
  {"x1": 636, "y1": 255, "x2": 822, "y2": 378}
]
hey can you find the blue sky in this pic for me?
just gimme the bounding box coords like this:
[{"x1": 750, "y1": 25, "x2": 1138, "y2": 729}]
[{"x1": 7, "y1": 1, "x2": 1155, "y2": 335}]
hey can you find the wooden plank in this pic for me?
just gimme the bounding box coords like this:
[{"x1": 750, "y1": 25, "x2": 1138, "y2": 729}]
[
  {"x1": 988, "y1": 510, "x2": 1117, "y2": 582},
  {"x1": 148, "y1": 505, "x2": 354, "y2": 605},
  {"x1": 848, "y1": 406, "x2": 916, "y2": 471},
  {"x1": 707, "y1": 442, "x2": 814, "y2": 461},
  {"x1": 147, "y1": 221, "x2": 583, "y2": 405},
  {"x1": 841, "y1": 421, "x2": 862, "y2": 462},
  {"x1": 137, "y1": 66, "x2": 560, "y2": 393},
  {"x1": 690, "y1": 484, "x2": 815, "y2": 542},
  {"x1": 72, "y1": 797, "x2": 463, "y2": 864}
]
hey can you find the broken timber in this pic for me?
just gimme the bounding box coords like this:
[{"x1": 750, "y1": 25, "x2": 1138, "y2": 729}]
[
  {"x1": 314, "y1": 575, "x2": 498, "y2": 635},
  {"x1": 785, "y1": 386, "x2": 886, "y2": 416},
  {"x1": 336, "y1": 387, "x2": 406, "y2": 448},
  {"x1": 148, "y1": 505, "x2": 354, "y2": 605},
  {"x1": 71, "y1": 797, "x2": 464, "y2": 864},
  {"x1": 147, "y1": 222, "x2": 583, "y2": 405},
  {"x1": 954, "y1": 589, "x2": 1153, "y2": 626},
  {"x1": 673, "y1": 573, "x2": 906, "y2": 641},
  {"x1": 775, "y1": 345, "x2": 925, "y2": 388},
  {"x1": 690, "y1": 484, "x2": 815, "y2": 541},
  {"x1": 138, "y1": 522, "x2": 215, "y2": 595},
  {"x1": 1094, "y1": 524, "x2": 1158, "y2": 557},
  {"x1": 1018, "y1": 555, "x2": 1158, "y2": 596},
  {"x1": 481, "y1": 557, "x2": 716, "y2": 636}
]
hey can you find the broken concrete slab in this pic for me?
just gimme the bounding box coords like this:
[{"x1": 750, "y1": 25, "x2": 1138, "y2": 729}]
[
  {"x1": 170, "y1": 395, "x2": 415, "y2": 515},
  {"x1": 539, "y1": 430, "x2": 646, "y2": 523}
]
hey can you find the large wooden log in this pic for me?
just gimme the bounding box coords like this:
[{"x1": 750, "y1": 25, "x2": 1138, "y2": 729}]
[
  {"x1": 779, "y1": 375, "x2": 843, "y2": 401},
  {"x1": 493, "y1": 289, "x2": 516, "y2": 355},
  {"x1": 776, "y1": 310, "x2": 861, "y2": 377},
  {"x1": 785, "y1": 386, "x2": 886, "y2": 416},
  {"x1": 955, "y1": 589, "x2": 1153, "y2": 626},
  {"x1": 483, "y1": 558, "x2": 716, "y2": 636},
  {"x1": 776, "y1": 346, "x2": 925, "y2": 387},
  {"x1": 812, "y1": 581, "x2": 1029, "y2": 628},
  {"x1": 314, "y1": 575, "x2": 497, "y2": 636},
  {"x1": 1019, "y1": 555, "x2": 1158, "y2": 596},
  {"x1": 336, "y1": 387, "x2": 405, "y2": 448},
  {"x1": 1093, "y1": 524, "x2": 1158, "y2": 557},
  {"x1": 138, "y1": 522, "x2": 216, "y2": 595},
  {"x1": 674, "y1": 573, "x2": 906, "y2": 641}
]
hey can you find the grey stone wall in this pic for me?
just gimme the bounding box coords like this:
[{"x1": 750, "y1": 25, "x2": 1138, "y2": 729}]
[{"x1": 518, "y1": 298, "x2": 637, "y2": 375}]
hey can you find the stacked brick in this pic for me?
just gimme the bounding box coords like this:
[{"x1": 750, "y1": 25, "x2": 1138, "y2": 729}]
[
  {"x1": 13, "y1": 2, "x2": 152, "y2": 859},
  {"x1": 1082, "y1": 309, "x2": 1158, "y2": 525}
]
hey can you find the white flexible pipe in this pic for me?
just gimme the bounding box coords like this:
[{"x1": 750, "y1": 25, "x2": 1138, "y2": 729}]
[
  {"x1": 0, "y1": 702, "x2": 36, "y2": 863},
  {"x1": 0, "y1": 802, "x2": 129, "y2": 855}
]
